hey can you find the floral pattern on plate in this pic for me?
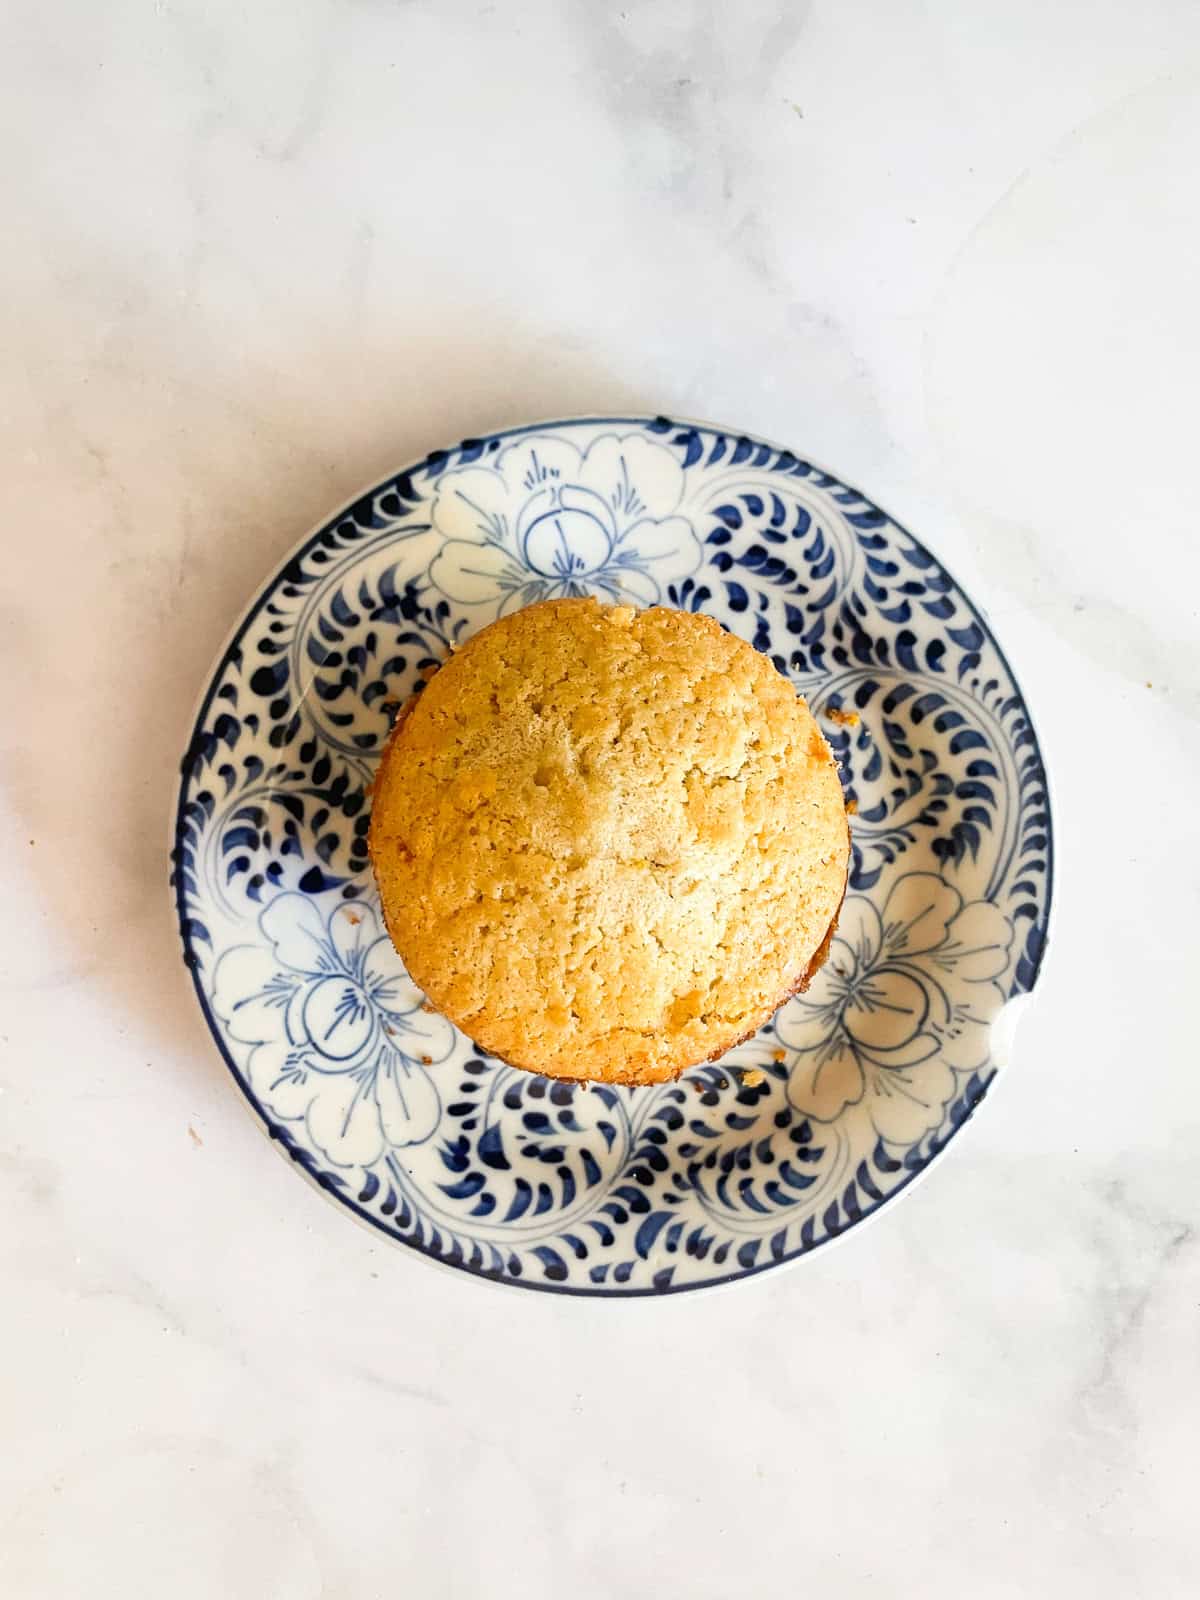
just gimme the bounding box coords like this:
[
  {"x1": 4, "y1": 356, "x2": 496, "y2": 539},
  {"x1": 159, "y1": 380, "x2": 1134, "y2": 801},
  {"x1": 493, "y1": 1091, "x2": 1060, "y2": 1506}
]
[
  {"x1": 777, "y1": 872, "x2": 1012, "y2": 1145},
  {"x1": 212, "y1": 895, "x2": 453, "y2": 1164},
  {"x1": 172, "y1": 417, "x2": 1053, "y2": 1295},
  {"x1": 427, "y1": 432, "x2": 703, "y2": 611}
]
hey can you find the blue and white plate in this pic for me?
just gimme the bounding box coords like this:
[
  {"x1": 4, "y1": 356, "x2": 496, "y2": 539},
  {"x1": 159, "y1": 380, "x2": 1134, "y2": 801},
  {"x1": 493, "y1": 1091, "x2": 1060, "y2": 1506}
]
[{"x1": 172, "y1": 417, "x2": 1053, "y2": 1295}]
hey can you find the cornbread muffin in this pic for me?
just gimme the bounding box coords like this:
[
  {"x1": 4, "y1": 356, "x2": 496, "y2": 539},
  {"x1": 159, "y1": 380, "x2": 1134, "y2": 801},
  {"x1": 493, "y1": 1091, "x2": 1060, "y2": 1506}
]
[{"x1": 369, "y1": 598, "x2": 849, "y2": 1086}]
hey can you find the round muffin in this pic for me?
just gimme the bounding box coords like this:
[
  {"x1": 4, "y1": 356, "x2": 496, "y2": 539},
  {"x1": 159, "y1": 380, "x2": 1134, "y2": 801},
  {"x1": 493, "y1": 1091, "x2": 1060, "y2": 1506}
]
[{"x1": 368, "y1": 598, "x2": 849, "y2": 1086}]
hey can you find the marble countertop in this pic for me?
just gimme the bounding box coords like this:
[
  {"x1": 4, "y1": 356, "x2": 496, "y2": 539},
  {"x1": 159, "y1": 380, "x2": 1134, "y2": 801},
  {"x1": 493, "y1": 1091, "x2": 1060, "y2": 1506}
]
[{"x1": 2, "y1": 2, "x2": 1197, "y2": 1595}]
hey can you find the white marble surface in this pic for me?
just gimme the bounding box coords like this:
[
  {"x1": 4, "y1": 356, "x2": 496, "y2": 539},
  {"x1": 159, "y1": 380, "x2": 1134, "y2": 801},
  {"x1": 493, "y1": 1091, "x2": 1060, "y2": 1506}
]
[{"x1": 2, "y1": 2, "x2": 1198, "y2": 1595}]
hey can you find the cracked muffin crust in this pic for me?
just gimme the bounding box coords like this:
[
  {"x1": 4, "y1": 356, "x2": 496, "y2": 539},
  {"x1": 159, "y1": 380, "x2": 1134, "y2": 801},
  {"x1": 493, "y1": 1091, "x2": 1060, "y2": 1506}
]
[{"x1": 368, "y1": 597, "x2": 850, "y2": 1086}]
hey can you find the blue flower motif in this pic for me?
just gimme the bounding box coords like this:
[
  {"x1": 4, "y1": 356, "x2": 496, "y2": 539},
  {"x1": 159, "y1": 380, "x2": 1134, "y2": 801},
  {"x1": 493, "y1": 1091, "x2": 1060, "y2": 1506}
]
[
  {"x1": 427, "y1": 433, "x2": 702, "y2": 611},
  {"x1": 776, "y1": 873, "x2": 1013, "y2": 1143},
  {"x1": 212, "y1": 894, "x2": 454, "y2": 1165}
]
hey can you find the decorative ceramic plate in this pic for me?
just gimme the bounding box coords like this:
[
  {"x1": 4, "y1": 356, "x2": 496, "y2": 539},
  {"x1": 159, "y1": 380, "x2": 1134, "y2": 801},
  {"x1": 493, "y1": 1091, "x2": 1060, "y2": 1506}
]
[{"x1": 172, "y1": 417, "x2": 1053, "y2": 1295}]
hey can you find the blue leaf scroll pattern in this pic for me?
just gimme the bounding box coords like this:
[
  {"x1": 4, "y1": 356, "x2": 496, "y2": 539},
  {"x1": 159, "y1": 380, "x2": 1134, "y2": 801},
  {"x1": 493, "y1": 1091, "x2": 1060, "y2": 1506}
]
[{"x1": 172, "y1": 415, "x2": 1053, "y2": 1296}]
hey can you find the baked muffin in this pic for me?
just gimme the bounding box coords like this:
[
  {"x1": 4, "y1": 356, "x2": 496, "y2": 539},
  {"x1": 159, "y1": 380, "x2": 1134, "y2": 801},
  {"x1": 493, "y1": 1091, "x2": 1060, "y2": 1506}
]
[{"x1": 368, "y1": 598, "x2": 849, "y2": 1086}]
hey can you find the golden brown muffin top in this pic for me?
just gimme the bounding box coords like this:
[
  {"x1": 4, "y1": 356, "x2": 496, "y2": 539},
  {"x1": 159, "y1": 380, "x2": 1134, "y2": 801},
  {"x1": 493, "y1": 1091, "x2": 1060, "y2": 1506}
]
[{"x1": 369, "y1": 598, "x2": 849, "y2": 1085}]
